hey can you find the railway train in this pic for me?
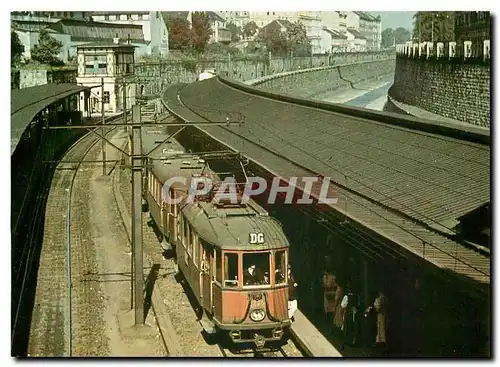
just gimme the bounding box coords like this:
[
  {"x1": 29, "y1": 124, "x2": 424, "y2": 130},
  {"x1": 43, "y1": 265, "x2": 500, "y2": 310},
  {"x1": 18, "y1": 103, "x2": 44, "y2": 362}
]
[{"x1": 141, "y1": 126, "x2": 292, "y2": 350}]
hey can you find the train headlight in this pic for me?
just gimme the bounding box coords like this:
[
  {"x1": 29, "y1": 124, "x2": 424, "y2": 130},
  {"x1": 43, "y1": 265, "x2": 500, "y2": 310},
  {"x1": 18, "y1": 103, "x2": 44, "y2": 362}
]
[{"x1": 250, "y1": 309, "x2": 266, "y2": 322}]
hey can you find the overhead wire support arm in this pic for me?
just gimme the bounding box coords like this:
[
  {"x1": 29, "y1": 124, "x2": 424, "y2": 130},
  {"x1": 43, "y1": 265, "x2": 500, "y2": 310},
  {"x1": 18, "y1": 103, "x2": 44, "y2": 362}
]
[
  {"x1": 45, "y1": 121, "x2": 245, "y2": 129},
  {"x1": 144, "y1": 126, "x2": 187, "y2": 156}
]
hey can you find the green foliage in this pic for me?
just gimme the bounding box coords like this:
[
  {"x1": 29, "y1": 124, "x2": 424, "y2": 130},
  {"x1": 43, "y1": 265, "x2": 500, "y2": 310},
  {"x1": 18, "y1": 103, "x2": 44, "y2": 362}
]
[
  {"x1": 167, "y1": 18, "x2": 192, "y2": 51},
  {"x1": 205, "y1": 42, "x2": 244, "y2": 58},
  {"x1": 11, "y1": 27, "x2": 24, "y2": 67},
  {"x1": 256, "y1": 20, "x2": 311, "y2": 57},
  {"x1": 413, "y1": 12, "x2": 455, "y2": 42},
  {"x1": 394, "y1": 27, "x2": 411, "y2": 44},
  {"x1": 242, "y1": 21, "x2": 258, "y2": 39},
  {"x1": 31, "y1": 29, "x2": 63, "y2": 66},
  {"x1": 226, "y1": 22, "x2": 241, "y2": 42},
  {"x1": 381, "y1": 28, "x2": 394, "y2": 48},
  {"x1": 191, "y1": 11, "x2": 212, "y2": 53}
]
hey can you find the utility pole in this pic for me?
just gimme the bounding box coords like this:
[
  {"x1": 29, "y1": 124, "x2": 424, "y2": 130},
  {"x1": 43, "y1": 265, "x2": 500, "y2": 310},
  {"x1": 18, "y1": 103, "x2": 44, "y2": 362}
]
[
  {"x1": 123, "y1": 79, "x2": 127, "y2": 132},
  {"x1": 101, "y1": 77, "x2": 106, "y2": 176},
  {"x1": 131, "y1": 104, "x2": 144, "y2": 324},
  {"x1": 432, "y1": 13, "x2": 434, "y2": 43}
]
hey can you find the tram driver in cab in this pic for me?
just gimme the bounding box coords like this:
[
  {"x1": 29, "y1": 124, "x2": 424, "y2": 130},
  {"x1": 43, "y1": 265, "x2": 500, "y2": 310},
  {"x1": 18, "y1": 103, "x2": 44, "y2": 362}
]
[{"x1": 244, "y1": 264, "x2": 269, "y2": 285}]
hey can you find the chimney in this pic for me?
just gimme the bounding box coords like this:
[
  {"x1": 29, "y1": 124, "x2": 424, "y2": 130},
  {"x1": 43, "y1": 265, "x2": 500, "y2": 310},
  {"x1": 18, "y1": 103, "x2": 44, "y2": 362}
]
[{"x1": 113, "y1": 33, "x2": 119, "y2": 44}]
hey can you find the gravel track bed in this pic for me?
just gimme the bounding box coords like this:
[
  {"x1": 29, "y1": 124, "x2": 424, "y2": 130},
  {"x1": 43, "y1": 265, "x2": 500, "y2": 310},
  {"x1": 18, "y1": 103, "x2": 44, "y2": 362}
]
[
  {"x1": 29, "y1": 126, "x2": 166, "y2": 357},
  {"x1": 28, "y1": 134, "x2": 108, "y2": 356}
]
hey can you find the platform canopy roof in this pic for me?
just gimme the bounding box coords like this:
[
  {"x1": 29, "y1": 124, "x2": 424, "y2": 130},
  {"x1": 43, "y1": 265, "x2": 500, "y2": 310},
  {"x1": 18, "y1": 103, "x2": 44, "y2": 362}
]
[{"x1": 11, "y1": 83, "x2": 87, "y2": 155}]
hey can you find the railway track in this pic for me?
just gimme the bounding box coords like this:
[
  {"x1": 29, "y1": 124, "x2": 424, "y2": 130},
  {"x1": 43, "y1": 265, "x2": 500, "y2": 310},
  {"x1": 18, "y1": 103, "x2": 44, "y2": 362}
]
[
  {"x1": 25, "y1": 115, "x2": 122, "y2": 356},
  {"x1": 110, "y1": 104, "x2": 304, "y2": 357}
]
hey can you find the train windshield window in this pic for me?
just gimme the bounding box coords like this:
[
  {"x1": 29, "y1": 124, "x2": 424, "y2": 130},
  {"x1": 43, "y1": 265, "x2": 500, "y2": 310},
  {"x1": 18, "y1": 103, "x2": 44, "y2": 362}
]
[
  {"x1": 275, "y1": 250, "x2": 287, "y2": 285},
  {"x1": 243, "y1": 252, "x2": 270, "y2": 286},
  {"x1": 224, "y1": 253, "x2": 239, "y2": 287}
]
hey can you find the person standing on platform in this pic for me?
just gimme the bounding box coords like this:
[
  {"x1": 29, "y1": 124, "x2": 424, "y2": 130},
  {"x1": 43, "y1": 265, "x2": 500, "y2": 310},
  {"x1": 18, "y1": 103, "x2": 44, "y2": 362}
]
[
  {"x1": 341, "y1": 285, "x2": 361, "y2": 347},
  {"x1": 288, "y1": 265, "x2": 298, "y2": 320},
  {"x1": 333, "y1": 279, "x2": 345, "y2": 330},
  {"x1": 374, "y1": 291, "x2": 388, "y2": 353},
  {"x1": 322, "y1": 270, "x2": 337, "y2": 323}
]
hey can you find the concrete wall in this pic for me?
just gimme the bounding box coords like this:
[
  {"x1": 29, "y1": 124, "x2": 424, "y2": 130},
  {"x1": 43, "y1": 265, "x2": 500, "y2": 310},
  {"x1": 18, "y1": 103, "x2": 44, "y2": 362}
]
[
  {"x1": 17, "y1": 68, "x2": 77, "y2": 89},
  {"x1": 390, "y1": 56, "x2": 490, "y2": 127},
  {"x1": 135, "y1": 50, "x2": 395, "y2": 96},
  {"x1": 250, "y1": 59, "x2": 395, "y2": 97},
  {"x1": 19, "y1": 69, "x2": 48, "y2": 89}
]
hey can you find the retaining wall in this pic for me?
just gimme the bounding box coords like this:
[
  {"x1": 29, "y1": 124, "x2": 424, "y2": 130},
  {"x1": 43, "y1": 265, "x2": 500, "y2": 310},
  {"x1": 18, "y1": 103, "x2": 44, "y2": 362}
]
[
  {"x1": 135, "y1": 51, "x2": 395, "y2": 95},
  {"x1": 390, "y1": 55, "x2": 490, "y2": 127}
]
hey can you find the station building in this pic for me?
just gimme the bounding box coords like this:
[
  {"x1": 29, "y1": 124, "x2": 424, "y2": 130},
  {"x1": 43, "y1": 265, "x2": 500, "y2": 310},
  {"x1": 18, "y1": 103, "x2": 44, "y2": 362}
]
[{"x1": 76, "y1": 38, "x2": 137, "y2": 115}]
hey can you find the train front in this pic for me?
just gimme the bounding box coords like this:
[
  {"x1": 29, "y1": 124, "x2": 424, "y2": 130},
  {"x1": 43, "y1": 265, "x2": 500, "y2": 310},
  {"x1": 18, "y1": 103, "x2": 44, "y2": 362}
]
[{"x1": 211, "y1": 214, "x2": 292, "y2": 350}]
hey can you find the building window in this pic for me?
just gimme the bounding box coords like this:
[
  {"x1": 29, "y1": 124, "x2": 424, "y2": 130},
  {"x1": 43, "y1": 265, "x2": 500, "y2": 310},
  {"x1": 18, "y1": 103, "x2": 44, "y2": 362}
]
[
  {"x1": 70, "y1": 12, "x2": 74, "y2": 18},
  {"x1": 138, "y1": 13, "x2": 143, "y2": 20},
  {"x1": 267, "y1": 12, "x2": 269, "y2": 15},
  {"x1": 273, "y1": 12, "x2": 275, "y2": 15},
  {"x1": 103, "y1": 91, "x2": 110, "y2": 104},
  {"x1": 104, "y1": 14, "x2": 110, "y2": 20}
]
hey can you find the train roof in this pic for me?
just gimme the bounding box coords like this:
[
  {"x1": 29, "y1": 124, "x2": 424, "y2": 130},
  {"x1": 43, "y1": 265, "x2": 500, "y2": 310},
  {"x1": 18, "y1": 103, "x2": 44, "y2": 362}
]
[
  {"x1": 142, "y1": 126, "x2": 290, "y2": 251},
  {"x1": 183, "y1": 201, "x2": 289, "y2": 250}
]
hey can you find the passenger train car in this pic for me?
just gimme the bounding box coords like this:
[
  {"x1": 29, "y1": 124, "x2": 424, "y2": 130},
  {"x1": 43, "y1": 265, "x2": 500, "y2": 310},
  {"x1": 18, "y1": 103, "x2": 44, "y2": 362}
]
[{"x1": 142, "y1": 127, "x2": 292, "y2": 349}]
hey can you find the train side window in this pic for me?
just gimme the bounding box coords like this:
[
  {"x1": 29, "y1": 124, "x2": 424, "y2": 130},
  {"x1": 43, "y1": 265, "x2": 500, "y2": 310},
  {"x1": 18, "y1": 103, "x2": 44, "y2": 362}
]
[
  {"x1": 224, "y1": 253, "x2": 239, "y2": 288},
  {"x1": 157, "y1": 181, "x2": 161, "y2": 203},
  {"x1": 183, "y1": 217, "x2": 188, "y2": 248},
  {"x1": 191, "y1": 229, "x2": 197, "y2": 265},
  {"x1": 215, "y1": 249, "x2": 222, "y2": 283},
  {"x1": 275, "y1": 250, "x2": 287, "y2": 285},
  {"x1": 187, "y1": 224, "x2": 192, "y2": 256}
]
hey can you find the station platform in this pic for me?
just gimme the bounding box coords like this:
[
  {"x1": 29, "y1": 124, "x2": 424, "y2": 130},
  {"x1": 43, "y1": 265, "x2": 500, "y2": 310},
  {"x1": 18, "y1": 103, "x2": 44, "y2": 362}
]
[{"x1": 291, "y1": 310, "x2": 342, "y2": 357}]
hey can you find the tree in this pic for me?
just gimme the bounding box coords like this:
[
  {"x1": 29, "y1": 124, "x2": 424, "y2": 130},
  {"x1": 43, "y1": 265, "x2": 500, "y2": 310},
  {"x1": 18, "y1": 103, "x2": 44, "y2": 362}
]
[
  {"x1": 226, "y1": 22, "x2": 241, "y2": 42},
  {"x1": 31, "y1": 29, "x2": 63, "y2": 65},
  {"x1": 412, "y1": 11, "x2": 455, "y2": 42},
  {"x1": 242, "y1": 21, "x2": 259, "y2": 39},
  {"x1": 256, "y1": 26, "x2": 289, "y2": 56},
  {"x1": 256, "y1": 21, "x2": 312, "y2": 57},
  {"x1": 167, "y1": 18, "x2": 193, "y2": 51},
  {"x1": 381, "y1": 28, "x2": 394, "y2": 48},
  {"x1": 287, "y1": 21, "x2": 311, "y2": 56},
  {"x1": 11, "y1": 26, "x2": 24, "y2": 67},
  {"x1": 394, "y1": 27, "x2": 411, "y2": 44},
  {"x1": 191, "y1": 11, "x2": 212, "y2": 53}
]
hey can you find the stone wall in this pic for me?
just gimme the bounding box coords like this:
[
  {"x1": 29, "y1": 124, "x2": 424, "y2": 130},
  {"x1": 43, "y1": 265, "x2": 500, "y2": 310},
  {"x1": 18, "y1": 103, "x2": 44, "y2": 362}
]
[
  {"x1": 135, "y1": 50, "x2": 395, "y2": 95},
  {"x1": 250, "y1": 59, "x2": 395, "y2": 97},
  {"x1": 390, "y1": 56, "x2": 490, "y2": 127},
  {"x1": 16, "y1": 68, "x2": 77, "y2": 89}
]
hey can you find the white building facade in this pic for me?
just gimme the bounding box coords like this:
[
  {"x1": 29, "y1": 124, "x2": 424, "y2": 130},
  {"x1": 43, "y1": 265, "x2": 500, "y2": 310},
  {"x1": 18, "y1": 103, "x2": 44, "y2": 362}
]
[
  {"x1": 76, "y1": 40, "x2": 136, "y2": 115},
  {"x1": 91, "y1": 12, "x2": 169, "y2": 56}
]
